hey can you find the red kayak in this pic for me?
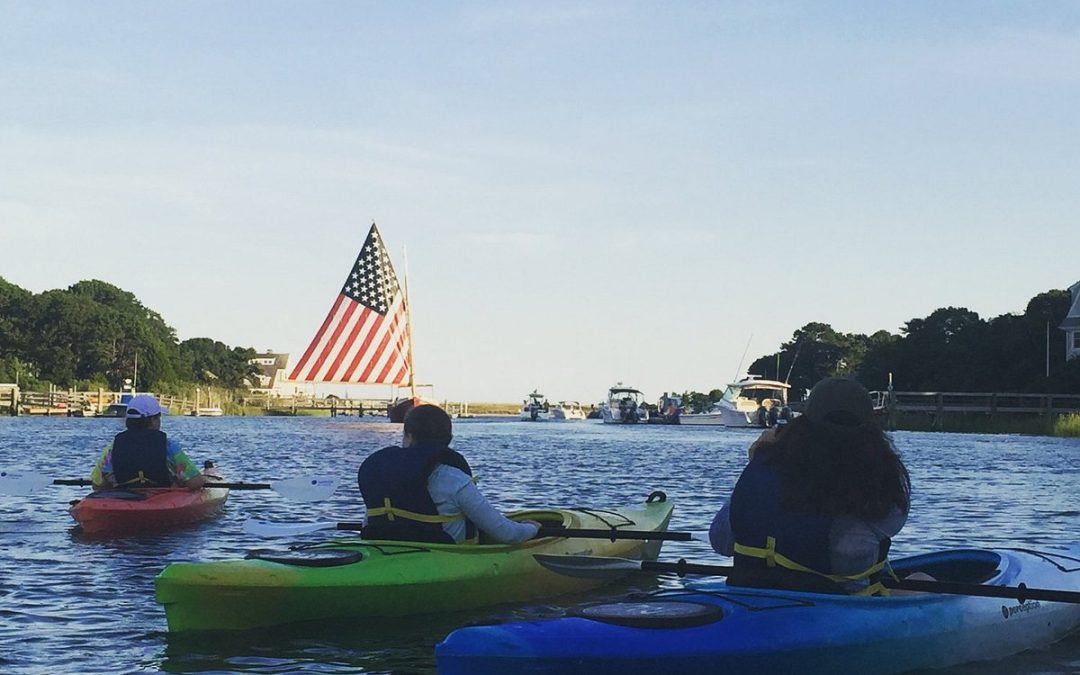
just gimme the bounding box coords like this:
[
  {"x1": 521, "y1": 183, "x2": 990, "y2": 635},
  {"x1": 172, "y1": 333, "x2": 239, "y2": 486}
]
[{"x1": 69, "y1": 483, "x2": 229, "y2": 535}]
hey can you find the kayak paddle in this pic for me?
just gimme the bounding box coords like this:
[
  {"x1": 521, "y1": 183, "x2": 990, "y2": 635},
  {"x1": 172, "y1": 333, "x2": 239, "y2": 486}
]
[
  {"x1": 0, "y1": 471, "x2": 339, "y2": 503},
  {"x1": 242, "y1": 518, "x2": 707, "y2": 541},
  {"x1": 532, "y1": 554, "x2": 1080, "y2": 604}
]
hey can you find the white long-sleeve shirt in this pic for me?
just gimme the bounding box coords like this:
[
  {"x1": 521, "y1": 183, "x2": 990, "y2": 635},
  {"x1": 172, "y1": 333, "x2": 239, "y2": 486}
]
[{"x1": 427, "y1": 464, "x2": 540, "y2": 544}]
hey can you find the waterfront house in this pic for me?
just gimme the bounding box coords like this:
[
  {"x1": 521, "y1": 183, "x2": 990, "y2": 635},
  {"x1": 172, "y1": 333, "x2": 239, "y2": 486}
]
[
  {"x1": 248, "y1": 351, "x2": 297, "y2": 396},
  {"x1": 1062, "y1": 280, "x2": 1080, "y2": 361}
]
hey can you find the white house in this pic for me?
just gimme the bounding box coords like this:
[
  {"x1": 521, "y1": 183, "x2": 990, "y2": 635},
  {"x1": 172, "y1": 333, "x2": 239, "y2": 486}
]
[
  {"x1": 248, "y1": 352, "x2": 302, "y2": 396},
  {"x1": 1061, "y1": 280, "x2": 1080, "y2": 361}
]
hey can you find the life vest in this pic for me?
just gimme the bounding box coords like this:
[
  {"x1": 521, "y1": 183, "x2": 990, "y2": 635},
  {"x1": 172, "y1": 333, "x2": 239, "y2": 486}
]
[
  {"x1": 111, "y1": 429, "x2": 173, "y2": 487},
  {"x1": 357, "y1": 445, "x2": 478, "y2": 544},
  {"x1": 728, "y1": 456, "x2": 891, "y2": 595}
]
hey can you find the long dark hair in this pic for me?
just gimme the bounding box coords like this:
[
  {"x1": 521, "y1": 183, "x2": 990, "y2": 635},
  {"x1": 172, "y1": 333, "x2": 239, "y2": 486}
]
[{"x1": 758, "y1": 416, "x2": 910, "y2": 520}]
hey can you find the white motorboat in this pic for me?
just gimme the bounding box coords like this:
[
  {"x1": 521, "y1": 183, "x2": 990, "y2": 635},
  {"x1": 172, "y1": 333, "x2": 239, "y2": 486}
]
[
  {"x1": 550, "y1": 400, "x2": 586, "y2": 421},
  {"x1": 519, "y1": 390, "x2": 551, "y2": 421},
  {"x1": 680, "y1": 376, "x2": 792, "y2": 427},
  {"x1": 601, "y1": 384, "x2": 649, "y2": 424}
]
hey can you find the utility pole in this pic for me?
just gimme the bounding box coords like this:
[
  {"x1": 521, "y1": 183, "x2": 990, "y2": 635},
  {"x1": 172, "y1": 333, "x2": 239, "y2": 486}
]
[{"x1": 1046, "y1": 321, "x2": 1050, "y2": 378}]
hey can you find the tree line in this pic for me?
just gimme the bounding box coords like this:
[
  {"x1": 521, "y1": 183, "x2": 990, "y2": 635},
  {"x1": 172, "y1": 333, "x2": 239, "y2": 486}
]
[
  {"x1": 3, "y1": 278, "x2": 1078, "y2": 402},
  {"x1": 681, "y1": 287, "x2": 1080, "y2": 408},
  {"x1": 0, "y1": 277, "x2": 260, "y2": 392}
]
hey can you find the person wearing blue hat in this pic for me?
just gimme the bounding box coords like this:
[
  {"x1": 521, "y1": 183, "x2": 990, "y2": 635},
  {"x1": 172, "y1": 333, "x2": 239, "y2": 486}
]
[
  {"x1": 708, "y1": 377, "x2": 910, "y2": 594},
  {"x1": 90, "y1": 394, "x2": 207, "y2": 490}
]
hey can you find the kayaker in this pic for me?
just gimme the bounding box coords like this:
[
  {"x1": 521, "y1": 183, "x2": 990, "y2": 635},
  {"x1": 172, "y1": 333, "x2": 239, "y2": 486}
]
[
  {"x1": 358, "y1": 404, "x2": 540, "y2": 544},
  {"x1": 90, "y1": 394, "x2": 207, "y2": 491},
  {"x1": 709, "y1": 377, "x2": 910, "y2": 594}
]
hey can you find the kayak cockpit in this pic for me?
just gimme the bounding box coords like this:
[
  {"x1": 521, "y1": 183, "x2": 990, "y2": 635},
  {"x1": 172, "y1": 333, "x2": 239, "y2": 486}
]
[{"x1": 889, "y1": 548, "x2": 1002, "y2": 585}]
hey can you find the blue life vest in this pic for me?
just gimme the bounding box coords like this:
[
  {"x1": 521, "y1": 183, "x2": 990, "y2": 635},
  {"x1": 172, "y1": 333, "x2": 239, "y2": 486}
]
[
  {"x1": 357, "y1": 445, "x2": 477, "y2": 544},
  {"x1": 729, "y1": 456, "x2": 891, "y2": 593},
  {"x1": 111, "y1": 429, "x2": 172, "y2": 487}
]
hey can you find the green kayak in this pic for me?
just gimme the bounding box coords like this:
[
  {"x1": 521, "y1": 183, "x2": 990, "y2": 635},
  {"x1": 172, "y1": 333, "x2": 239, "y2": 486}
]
[{"x1": 155, "y1": 493, "x2": 674, "y2": 632}]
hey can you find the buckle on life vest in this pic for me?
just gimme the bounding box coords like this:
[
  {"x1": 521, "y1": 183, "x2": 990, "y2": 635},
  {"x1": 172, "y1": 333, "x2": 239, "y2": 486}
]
[{"x1": 119, "y1": 470, "x2": 153, "y2": 487}]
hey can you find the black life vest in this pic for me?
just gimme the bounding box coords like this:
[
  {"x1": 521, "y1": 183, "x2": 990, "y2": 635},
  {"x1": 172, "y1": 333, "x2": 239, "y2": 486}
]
[
  {"x1": 111, "y1": 429, "x2": 173, "y2": 487},
  {"x1": 357, "y1": 445, "x2": 477, "y2": 544},
  {"x1": 728, "y1": 456, "x2": 890, "y2": 593}
]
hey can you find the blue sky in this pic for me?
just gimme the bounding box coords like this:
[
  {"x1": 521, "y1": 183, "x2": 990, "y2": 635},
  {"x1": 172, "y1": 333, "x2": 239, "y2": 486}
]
[{"x1": 2, "y1": 2, "x2": 1078, "y2": 402}]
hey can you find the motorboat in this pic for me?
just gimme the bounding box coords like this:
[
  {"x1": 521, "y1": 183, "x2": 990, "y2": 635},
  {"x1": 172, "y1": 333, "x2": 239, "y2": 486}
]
[
  {"x1": 519, "y1": 391, "x2": 551, "y2": 421},
  {"x1": 654, "y1": 393, "x2": 683, "y2": 424},
  {"x1": 601, "y1": 385, "x2": 648, "y2": 424},
  {"x1": 681, "y1": 375, "x2": 791, "y2": 427},
  {"x1": 550, "y1": 401, "x2": 586, "y2": 421}
]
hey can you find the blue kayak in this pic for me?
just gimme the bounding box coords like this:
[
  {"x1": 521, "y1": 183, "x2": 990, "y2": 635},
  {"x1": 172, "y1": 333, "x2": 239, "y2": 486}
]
[{"x1": 436, "y1": 544, "x2": 1080, "y2": 675}]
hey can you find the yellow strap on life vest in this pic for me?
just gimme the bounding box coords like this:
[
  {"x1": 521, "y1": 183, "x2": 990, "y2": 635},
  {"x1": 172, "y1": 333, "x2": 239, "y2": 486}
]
[
  {"x1": 118, "y1": 471, "x2": 153, "y2": 487},
  {"x1": 366, "y1": 497, "x2": 465, "y2": 524},
  {"x1": 734, "y1": 535, "x2": 889, "y2": 587}
]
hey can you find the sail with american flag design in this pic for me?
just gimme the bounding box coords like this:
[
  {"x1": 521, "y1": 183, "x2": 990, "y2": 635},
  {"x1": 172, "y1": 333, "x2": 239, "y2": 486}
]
[{"x1": 288, "y1": 223, "x2": 414, "y2": 387}]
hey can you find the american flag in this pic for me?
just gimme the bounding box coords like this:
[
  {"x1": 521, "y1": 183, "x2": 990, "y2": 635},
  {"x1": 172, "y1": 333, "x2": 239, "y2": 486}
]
[{"x1": 288, "y1": 223, "x2": 412, "y2": 384}]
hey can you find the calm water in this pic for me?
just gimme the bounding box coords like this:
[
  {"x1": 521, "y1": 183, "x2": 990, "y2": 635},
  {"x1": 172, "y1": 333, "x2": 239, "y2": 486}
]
[{"x1": 1, "y1": 416, "x2": 1078, "y2": 674}]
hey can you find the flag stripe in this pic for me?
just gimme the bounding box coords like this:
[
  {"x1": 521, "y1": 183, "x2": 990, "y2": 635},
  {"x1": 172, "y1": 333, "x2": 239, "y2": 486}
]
[
  {"x1": 288, "y1": 294, "x2": 346, "y2": 381},
  {"x1": 390, "y1": 362, "x2": 409, "y2": 386},
  {"x1": 304, "y1": 298, "x2": 359, "y2": 383},
  {"x1": 374, "y1": 332, "x2": 405, "y2": 383},
  {"x1": 375, "y1": 313, "x2": 411, "y2": 383},
  {"x1": 334, "y1": 309, "x2": 381, "y2": 382},
  {"x1": 341, "y1": 311, "x2": 388, "y2": 381},
  {"x1": 359, "y1": 306, "x2": 403, "y2": 382},
  {"x1": 321, "y1": 307, "x2": 375, "y2": 382}
]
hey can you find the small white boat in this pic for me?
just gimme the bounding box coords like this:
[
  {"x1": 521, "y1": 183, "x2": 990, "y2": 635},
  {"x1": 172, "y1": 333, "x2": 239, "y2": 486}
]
[
  {"x1": 680, "y1": 375, "x2": 791, "y2": 427},
  {"x1": 601, "y1": 384, "x2": 649, "y2": 424},
  {"x1": 550, "y1": 401, "x2": 586, "y2": 421},
  {"x1": 190, "y1": 407, "x2": 225, "y2": 417},
  {"x1": 519, "y1": 391, "x2": 551, "y2": 421}
]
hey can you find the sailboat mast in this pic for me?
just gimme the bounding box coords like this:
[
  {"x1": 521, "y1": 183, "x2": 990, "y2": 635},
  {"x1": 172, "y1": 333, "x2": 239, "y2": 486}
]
[{"x1": 402, "y1": 245, "x2": 417, "y2": 400}]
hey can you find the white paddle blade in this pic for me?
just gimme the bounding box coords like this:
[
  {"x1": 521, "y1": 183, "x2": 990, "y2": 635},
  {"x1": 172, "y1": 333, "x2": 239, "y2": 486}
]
[
  {"x1": 270, "y1": 475, "x2": 340, "y2": 502},
  {"x1": 242, "y1": 518, "x2": 339, "y2": 537},
  {"x1": 0, "y1": 471, "x2": 54, "y2": 496},
  {"x1": 533, "y1": 554, "x2": 641, "y2": 579}
]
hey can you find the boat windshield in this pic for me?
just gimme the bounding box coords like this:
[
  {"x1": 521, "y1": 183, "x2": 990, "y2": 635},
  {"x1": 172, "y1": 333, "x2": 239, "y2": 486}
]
[
  {"x1": 609, "y1": 389, "x2": 644, "y2": 404},
  {"x1": 723, "y1": 383, "x2": 788, "y2": 404}
]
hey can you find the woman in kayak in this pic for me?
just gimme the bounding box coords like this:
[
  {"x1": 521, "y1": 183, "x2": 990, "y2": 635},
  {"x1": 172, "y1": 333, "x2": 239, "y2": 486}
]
[
  {"x1": 90, "y1": 394, "x2": 207, "y2": 490},
  {"x1": 358, "y1": 404, "x2": 540, "y2": 544},
  {"x1": 709, "y1": 377, "x2": 910, "y2": 594}
]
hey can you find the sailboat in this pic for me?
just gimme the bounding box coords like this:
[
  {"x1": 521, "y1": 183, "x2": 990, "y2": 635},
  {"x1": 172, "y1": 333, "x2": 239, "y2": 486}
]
[{"x1": 287, "y1": 223, "x2": 427, "y2": 423}]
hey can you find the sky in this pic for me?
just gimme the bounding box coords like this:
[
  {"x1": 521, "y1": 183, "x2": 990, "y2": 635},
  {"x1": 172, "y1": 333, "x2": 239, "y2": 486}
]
[{"x1": 2, "y1": 2, "x2": 1079, "y2": 403}]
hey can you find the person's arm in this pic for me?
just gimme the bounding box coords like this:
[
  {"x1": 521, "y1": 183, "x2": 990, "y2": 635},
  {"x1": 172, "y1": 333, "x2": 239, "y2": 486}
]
[
  {"x1": 453, "y1": 482, "x2": 540, "y2": 543},
  {"x1": 90, "y1": 444, "x2": 115, "y2": 490},
  {"x1": 708, "y1": 499, "x2": 735, "y2": 555},
  {"x1": 166, "y1": 441, "x2": 206, "y2": 489},
  {"x1": 829, "y1": 506, "x2": 908, "y2": 577}
]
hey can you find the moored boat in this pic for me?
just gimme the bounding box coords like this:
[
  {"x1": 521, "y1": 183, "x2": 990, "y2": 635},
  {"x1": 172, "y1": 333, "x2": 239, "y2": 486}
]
[
  {"x1": 550, "y1": 400, "x2": 586, "y2": 421},
  {"x1": 436, "y1": 544, "x2": 1080, "y2": 675},
  {"x1": 680, "y1": 375, "x2": 791, "y2": 427},
  {"x1": 155, "y1": 493, "x2": 674, "y2": 632},
  {"x1": 69, "y1": 483, "x2": 229, "y2": 536},
  {"x1": 519, "y1": 390, "x2": 551, "y2": 421},
  {"x1": 601, "y1": 384, "x2": 648, "y2": 424}
]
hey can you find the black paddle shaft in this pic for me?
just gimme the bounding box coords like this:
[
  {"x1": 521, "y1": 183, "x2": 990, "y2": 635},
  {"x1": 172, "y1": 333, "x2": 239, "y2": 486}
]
[{"x1": 52, "y1": 478, "x2": 274, "y2": 490}]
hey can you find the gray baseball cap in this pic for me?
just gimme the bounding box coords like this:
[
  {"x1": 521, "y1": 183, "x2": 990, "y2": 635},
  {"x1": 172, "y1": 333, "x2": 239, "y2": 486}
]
[{"x1": 803, "y1": 377, "x2": 873, "y2": 428}]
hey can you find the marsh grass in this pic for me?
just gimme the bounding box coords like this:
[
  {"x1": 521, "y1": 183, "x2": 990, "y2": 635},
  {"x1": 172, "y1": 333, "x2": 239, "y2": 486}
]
[{"x1": 895, "y1": 412, "x2": 1080, "y2": 437}]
